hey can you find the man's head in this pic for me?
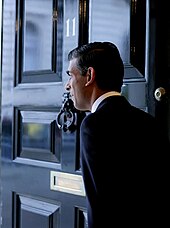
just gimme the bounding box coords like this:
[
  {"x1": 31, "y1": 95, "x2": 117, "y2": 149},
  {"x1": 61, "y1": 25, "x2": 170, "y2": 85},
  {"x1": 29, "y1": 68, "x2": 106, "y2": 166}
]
[{"x1": 65, "y1": 42, "x2": 124, "y2": 111}]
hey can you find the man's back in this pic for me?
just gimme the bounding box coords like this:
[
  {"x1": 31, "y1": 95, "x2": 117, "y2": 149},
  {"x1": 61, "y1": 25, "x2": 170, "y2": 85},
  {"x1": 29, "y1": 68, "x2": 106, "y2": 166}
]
[{"x1": 80, "y1": 95, "x2": 169, "y2": 227}]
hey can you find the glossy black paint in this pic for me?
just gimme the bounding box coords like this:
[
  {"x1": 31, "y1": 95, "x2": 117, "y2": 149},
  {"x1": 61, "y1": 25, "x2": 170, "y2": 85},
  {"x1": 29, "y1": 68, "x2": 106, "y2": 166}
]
[{"x1": 1, "y1": 0, "x2": 169, "y2": 228}]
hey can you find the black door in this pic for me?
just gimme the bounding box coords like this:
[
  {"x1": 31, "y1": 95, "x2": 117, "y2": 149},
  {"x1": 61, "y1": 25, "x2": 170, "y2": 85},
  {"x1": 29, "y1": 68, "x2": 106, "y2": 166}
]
[
  {"x1": 1, "y1": 0, "x2": 169, "y2": 228},
  {"x1": 148, "y1": 0, "x2": 170, "y2": 143},
  {"x1": 1, "y1": 0, "x2": 86, "y2": 227}
]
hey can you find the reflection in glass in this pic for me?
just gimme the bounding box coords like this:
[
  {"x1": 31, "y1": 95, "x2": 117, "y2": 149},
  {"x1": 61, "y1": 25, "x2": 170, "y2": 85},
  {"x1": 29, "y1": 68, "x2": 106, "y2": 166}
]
[
  {"x1": 89, "y1": 0, "x2": 130, "y2": 63},
  {"x1": 22, "y1": 123, "x2": 50, "y2": 150},
  {"x1": 23, "y1": 0, "x2": 53, "y2": 71}
]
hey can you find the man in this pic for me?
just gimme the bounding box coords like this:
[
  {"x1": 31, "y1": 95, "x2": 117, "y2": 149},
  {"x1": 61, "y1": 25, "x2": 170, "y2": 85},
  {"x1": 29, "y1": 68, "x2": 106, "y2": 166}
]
[{"x1": 65, "y1": 42, "x2": 169, "y2": 227}]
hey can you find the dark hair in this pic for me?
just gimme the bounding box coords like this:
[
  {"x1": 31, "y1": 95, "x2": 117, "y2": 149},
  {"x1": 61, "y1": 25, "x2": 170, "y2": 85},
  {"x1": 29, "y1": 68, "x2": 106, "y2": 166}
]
[{"x1": 68, "y1": 42, "x2": 124, "y2": 92}]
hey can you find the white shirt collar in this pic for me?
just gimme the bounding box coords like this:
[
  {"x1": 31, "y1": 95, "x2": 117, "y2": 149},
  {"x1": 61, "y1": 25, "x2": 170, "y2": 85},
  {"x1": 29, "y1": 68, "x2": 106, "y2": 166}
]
[{"x1": 91, "y1": 91, "x2": 121, "y2": 113}]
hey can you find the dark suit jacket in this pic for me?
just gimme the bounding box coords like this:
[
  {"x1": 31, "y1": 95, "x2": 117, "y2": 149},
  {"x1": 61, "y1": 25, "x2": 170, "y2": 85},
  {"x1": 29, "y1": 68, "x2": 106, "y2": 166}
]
[{"x1": 80, "y1": 96, "x2": 169, "y2": 228}]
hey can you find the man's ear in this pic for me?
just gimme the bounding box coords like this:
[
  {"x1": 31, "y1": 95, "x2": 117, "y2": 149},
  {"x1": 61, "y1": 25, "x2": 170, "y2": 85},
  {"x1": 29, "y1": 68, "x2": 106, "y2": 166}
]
[{"x1": 85, "y1": 67, "x2": 95, "y2": 86}]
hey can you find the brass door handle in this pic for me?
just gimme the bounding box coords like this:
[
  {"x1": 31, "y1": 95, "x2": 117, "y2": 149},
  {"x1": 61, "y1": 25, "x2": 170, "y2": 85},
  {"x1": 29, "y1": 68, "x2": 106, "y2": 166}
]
[{"x1": 154, "y1": 87, "x2": 166, "y2": 101}]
